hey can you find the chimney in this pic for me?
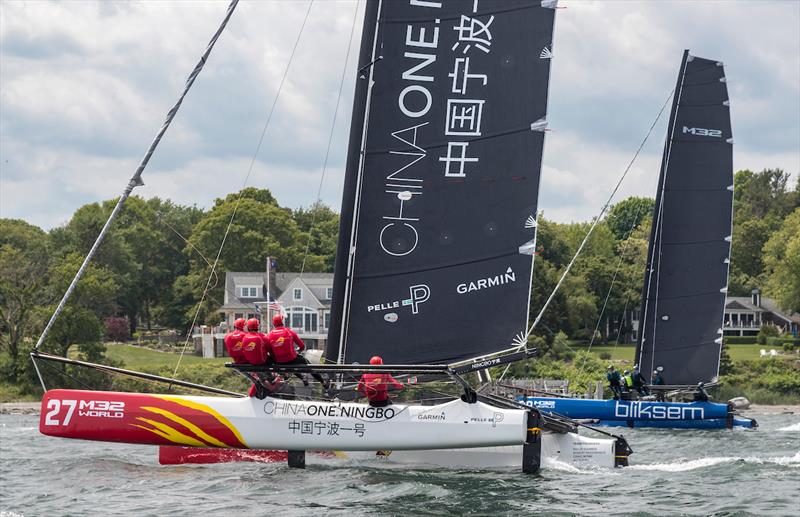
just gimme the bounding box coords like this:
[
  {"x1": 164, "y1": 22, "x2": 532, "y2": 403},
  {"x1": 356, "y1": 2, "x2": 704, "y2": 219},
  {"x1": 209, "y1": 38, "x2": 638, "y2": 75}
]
[{"x1": 751, "y1": 288, "x2": 761, "y2": 308}]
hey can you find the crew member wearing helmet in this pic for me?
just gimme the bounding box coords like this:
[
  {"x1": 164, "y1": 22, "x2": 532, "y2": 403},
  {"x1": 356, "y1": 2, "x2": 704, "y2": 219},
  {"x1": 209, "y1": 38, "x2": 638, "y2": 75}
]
[
  {"x1": 651, "y1": 366, "x2": 666, "y2": 401},
  {"x1": 265, "y1": 313, "x2": 329, "y2": 389},
  {"x1": 356, "y1": 356, "x2": 404, "y2": 407},
  {"x1": 631, "y1": 364, "x2": 649, "y2": 396},
  {"x1": 242, "y1": 318, "x2": 271, "y2": 365},
  {"x1": 223, "y1": 318, "x2": 248, "y2": 364},
  {"x1": 606, "y1": 365, "x2": 623, "y2": 400}
]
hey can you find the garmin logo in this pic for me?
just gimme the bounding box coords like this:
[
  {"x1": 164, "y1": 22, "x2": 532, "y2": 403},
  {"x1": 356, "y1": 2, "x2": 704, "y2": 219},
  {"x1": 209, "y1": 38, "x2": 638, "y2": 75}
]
[
  {"x1": 682, "y1": 126, "x2": 722, "y2": 138},
  {"x1": 368, "y1": 284, "x2": 430, "y2": 316},
  {"x1": 417, "y1": 411, "x2": 446, "y2": 421},
  {"x1": 614, "y1": 402, "x2": 705, "y2": 420},
  {"x1": 457, "y1": 267, "x2": 516, "y2": 294}
]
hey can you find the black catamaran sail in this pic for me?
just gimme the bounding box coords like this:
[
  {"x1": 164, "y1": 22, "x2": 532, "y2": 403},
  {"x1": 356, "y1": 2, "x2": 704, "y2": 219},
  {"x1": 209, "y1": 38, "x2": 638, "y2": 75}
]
[
  {"x1": 327, "y1": 0, "x2": 557, "y2": 365},
  {"x1": 636, "y1": 50, "x2": 733, "y2": 385}
]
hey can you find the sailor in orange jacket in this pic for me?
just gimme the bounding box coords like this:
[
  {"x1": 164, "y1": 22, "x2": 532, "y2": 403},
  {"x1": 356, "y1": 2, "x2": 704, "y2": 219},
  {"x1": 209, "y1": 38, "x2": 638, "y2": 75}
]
[
  {"x1": 223, "y1": 318, "x2": 247, "y2": 363},
  {"x1": 357, "y1": 356, "x2": 404, "y2": 407}
]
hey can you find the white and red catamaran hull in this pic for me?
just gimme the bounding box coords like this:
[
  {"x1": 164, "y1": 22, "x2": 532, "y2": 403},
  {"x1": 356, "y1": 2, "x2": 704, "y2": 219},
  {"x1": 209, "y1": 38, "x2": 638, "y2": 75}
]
[{"x1": 40, "y1": 389, "x2": 617, "y2": 469}]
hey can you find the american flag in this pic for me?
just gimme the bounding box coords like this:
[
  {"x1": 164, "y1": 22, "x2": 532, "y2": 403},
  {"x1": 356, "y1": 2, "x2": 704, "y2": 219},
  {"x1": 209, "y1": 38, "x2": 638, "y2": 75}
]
[{"x1": 266, "y1": 298, "x2": 283, "y2": 312}]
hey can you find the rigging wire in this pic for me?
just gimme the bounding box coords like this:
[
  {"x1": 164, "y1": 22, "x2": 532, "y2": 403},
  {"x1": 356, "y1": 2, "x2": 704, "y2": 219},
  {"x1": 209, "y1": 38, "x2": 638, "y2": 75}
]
[
  {"x1": 32, "y1": 0, "x2": 240, "y2": 355},
  {"x1": 171, "y1": 0, "x2": 315, "y2": 383},
  {"x1": 498, "y1": 88, "x2": 675, "y2": 382},
  {"x1": 300, "y1": 0, "x2": 361, "y2": 278}
]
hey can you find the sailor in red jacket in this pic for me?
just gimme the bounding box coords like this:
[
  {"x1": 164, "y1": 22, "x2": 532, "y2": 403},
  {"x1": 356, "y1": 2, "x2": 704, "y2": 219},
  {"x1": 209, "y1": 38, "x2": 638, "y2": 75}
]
[
  {"x1": 357, "y1": 356, "x2": 404, "y2": 407},
  {"x1": 223, "y1": 318, "x2": 247, "y2": 364},
  {"x1": 266, "y1": 314, "x2": 328, "y2": 389},
  {"x1": 242, "y1": 318, "x2": 271, "y2": 365}
]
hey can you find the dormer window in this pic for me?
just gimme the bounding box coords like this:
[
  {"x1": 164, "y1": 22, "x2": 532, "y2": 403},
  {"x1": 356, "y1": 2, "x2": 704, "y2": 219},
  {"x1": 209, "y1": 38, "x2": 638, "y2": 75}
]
[
  {"x1": 239, "y1": 286, "x2": 259, "y2": 298},
  {"x1": 326, "y1": 287, "x2": 333, "y2": 299},
  {"x1": 293, "y1": 288, "x2": 302, "y2": 301}
]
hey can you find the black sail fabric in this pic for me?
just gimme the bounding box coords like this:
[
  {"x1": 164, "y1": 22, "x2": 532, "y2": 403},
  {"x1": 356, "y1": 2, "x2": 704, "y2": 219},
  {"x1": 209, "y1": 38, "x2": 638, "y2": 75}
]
[
  {"x1": 326, "y1": 0, "x2": 557, "y2": 365},
  {"x1": 635, "y1": 50, "x2": 733, "y2": 385}
]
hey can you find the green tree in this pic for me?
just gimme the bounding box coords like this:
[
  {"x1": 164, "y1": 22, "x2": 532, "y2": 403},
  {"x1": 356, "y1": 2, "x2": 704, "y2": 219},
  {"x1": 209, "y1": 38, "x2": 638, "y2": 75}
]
[
  {"x1": 763, "y1": 208, "x2": 800, "y2": 313},
  {"x1": 0, "y1": 219, "x2": 51, "y2": 381},
  {"x1": 605, "y1": 196, "x2": 654, "y2": 241}
]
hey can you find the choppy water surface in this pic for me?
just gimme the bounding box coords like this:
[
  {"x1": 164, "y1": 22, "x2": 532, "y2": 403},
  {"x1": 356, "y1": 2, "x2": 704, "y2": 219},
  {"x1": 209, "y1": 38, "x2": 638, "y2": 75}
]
[{"x1": 1, "y1": 411, "x2": 798, "y2": 516}]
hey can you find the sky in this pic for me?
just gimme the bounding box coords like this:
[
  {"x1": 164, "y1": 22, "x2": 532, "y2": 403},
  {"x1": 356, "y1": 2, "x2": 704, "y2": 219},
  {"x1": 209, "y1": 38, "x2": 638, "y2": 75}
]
[{"x1": 1, "y1": 0, "x2": 798, "y2": 230}]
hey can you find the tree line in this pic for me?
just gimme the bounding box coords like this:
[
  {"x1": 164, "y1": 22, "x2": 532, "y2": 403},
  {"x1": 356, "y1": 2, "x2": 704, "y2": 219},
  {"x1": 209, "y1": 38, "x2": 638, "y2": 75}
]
[{"x1": 1, "y1": 168, "x2": 798, "y2": 388}]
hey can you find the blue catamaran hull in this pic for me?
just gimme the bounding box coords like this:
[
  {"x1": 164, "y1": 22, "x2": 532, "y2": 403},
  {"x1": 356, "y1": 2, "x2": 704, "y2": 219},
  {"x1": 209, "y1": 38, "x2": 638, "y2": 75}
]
[{"x1": 521, "y1": 397, "x2": 756, "y2": 429}]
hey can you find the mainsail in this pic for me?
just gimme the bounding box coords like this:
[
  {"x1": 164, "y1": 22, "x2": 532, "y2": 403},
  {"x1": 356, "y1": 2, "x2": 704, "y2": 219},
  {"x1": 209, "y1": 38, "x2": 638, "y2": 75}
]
[
  {"x1": 635, "y1": 50, "x2": 733, "y2": 385},
  {"x1": 326, "y1": 0, "x2": 557, "y2": 365}
]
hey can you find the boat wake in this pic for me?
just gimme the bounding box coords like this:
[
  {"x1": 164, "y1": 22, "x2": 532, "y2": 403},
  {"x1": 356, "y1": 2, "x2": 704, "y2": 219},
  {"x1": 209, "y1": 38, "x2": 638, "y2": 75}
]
[
  {"x1": 627, "y1": 452, "x2": 800, "y2": 472},
  {"x1": 776, "y1": 422, "x2": 800, "y2": 432}
]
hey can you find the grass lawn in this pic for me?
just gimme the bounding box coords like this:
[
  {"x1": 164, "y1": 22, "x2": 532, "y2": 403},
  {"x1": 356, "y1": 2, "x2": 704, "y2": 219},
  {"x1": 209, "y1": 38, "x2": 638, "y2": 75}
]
[
  {"x1": 78, "y1": 343, "x2": 229, "y2": 370},
  {"x1": 568, "y1": 342, "x2": 766, "y2": 364}
]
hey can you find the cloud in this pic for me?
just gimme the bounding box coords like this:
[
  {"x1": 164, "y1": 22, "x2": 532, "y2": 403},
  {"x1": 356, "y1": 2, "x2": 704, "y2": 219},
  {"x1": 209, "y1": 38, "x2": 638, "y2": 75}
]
[{"x1": 1, "y1": 0, "x2": 797, "y2": 231}]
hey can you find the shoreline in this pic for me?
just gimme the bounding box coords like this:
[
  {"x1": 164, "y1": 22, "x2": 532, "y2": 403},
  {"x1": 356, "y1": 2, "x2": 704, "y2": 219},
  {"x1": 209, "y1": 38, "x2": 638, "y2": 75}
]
[{"x1": 2, "y1": 401, "x2": 799, "y2": 416}]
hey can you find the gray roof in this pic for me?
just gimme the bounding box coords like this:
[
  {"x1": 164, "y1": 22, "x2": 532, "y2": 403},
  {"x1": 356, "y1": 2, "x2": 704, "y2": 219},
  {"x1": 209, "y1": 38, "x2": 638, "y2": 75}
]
[
  {"x1": 725, "y1": 295, "x2": 798, "y2": 323},
  {"x1": 220, "y1": 271, "x2": 333, "y2": 310}
]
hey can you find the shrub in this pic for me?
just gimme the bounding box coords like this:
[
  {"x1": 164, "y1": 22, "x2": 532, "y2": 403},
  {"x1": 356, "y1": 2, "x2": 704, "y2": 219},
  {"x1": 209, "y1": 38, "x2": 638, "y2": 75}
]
[
  {"x1": 105, "y1": 317, "x2": 130, "y2": 342},
  {"x1": 783, "y1": 342, "x2": 796, "y2": 352},
  {"x1": 724, "y1": 336, "x2": 757, "y2": 345},
  {"x1": 757, "y1": 324, "x2": 781, "y2": 344},
  {"x1": 599, "y1": 352, "x2": 612, "y2": 360}
]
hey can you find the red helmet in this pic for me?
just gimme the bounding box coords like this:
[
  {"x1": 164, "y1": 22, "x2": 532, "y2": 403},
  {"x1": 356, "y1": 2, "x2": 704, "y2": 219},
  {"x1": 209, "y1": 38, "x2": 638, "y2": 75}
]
[
  {"x1": 272, "y1": 314, "x2": 284, "y2": 326},
  {"x1": 233, "y1": 318, "x2": 246, "y2": 330},
  {"x1": 246, "y1": 318, "x2": 260, "y2": 331},
  {"x1": 370, "y1": 356, "x2": 383, "y2": 365}
]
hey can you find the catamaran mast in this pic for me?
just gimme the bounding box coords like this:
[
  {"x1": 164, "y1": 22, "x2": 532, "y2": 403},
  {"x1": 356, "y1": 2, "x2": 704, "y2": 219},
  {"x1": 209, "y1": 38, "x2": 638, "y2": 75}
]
[{"x1": 33, "y1": 0, "x2": 240, "y2": 352}]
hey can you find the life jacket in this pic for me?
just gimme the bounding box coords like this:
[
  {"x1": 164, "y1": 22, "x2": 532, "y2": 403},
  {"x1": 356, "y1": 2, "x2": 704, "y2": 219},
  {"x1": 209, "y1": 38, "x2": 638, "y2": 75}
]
[
  {"x1": 242, "y1": 331, "x2": 269, "y2": 365},
  {"x1": 266, "y1": 326, "x2": 304, "y2": 363},
  {"x1": 357, "y1": 373, "x2": 403, "y2": 403},
  {"x1": 223, "y1": 330, "x2": 247, "y2": 363},
  {"x1": 623, "y1": 375, "x2": 633, "y2": 388}
]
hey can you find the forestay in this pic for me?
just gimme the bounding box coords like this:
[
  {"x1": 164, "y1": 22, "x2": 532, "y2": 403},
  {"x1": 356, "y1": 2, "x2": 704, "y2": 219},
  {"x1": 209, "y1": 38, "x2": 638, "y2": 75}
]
[
  {"x1": 327, "y1": 0, "x2": 557, "y2": 365},
  {"x1": 636, "y1": 50, "x2": 733, "y2": 385}
]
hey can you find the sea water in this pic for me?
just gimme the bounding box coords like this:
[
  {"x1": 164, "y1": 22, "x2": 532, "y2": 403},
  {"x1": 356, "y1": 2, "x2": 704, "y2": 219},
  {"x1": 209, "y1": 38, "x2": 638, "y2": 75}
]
[{"x1": 1, "y1": 412, "x2": 798, "y2": 516}]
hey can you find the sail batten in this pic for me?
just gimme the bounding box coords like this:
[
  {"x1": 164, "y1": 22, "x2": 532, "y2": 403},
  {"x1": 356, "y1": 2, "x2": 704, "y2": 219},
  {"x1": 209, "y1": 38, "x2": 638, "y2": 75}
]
[
  {"x1": 327, "y1": 0, "x2": 556, "y2": 365},
  {"x1": 635, "y1": 50, "x2": 733, "y2": 385}
]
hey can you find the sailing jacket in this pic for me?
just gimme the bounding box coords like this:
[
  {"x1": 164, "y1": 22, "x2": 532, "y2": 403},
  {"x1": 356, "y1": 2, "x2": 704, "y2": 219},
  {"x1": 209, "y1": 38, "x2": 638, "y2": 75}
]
[
  {"x1": 357, "y1": 373, "x2": 404, "y2": 403},
  {"x1": 266, "y1": 325, "x2": 305, "y2": 363},
  {"x1": 606, "y1": 371, "x2": 621, "y2": 386},
  {"x1": 242, "y1": 331, "x2": 270, "y2": 365},
  {"x1": 223, "y1": 330, "x2": 247, "y2": 364}
]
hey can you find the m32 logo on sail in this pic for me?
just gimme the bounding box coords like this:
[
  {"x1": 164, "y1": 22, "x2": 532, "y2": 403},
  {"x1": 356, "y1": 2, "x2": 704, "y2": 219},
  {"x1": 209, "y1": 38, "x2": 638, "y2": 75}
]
[
  {"x1": 682, "y1": 126, "x2": 722, "y2": 138},
  {"x1": 367, "y1": 284, "x2": 430, "y2": 322}
]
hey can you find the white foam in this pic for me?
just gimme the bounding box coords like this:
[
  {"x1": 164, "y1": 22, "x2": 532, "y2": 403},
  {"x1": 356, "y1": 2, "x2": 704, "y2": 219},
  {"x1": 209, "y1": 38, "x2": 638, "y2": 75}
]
[
  {"x1": 777, "y1": 422, "x2": 800, "y2": 432},
  {"x1": 628, "y1": 452, "x2": 800, "y2": 472}
]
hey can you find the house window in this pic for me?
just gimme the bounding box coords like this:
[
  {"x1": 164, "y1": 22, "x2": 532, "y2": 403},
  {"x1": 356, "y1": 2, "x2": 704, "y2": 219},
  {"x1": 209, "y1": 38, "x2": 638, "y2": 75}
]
[
  {"x1": 324, "y1": 311, "x2": 331, "y2": 329},
  {"x1": 293, "y1": 288, "x2": 302, "y2": 301},
  {"x1": 234, "y1": 313, "x2": 243, "y2": 321},
  {"x1": 326, "y1": 287, "x2": 334, "y2": 299},
  {"x1": 285, "y1": 307, "x2": 318, "y2": 334},
  {"x1": 239, "y1": 286, "x2": 259, "y2": 298}
]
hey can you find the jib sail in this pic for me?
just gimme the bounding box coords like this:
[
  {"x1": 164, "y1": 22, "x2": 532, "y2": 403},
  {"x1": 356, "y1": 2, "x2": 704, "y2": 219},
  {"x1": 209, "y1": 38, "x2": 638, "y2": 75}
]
[
  {"x1": 636, "y1": 50, "x2": 733, "y2": 385},
  {"x1": 326, "y1": 0, "x2": 558, "y2": 365}
]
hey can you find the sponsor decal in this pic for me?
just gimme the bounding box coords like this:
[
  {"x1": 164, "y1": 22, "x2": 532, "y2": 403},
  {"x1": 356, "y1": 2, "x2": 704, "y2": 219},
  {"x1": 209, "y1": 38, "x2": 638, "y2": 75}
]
[
  {"x1": 367, "y1": 284, "x2": 430, "y2": 316},
  {"x1": 469, "y1": 412, "x2": 505, "y2": 428},
  {"x1": 682, "y1": 126, "x2": 722, "y2": 138},
  {"x1": 417, "y1": 409, "x2": 446, "y2": 421},
  {"x1": 264, "y1": 401, "x2": 397, "y2": 421},
  {"x1": 456, "y1": 267, "x2": 516, "y2": 294},
  {"x1": 530, "y1": 400, "x2": 556, "y2": 410},
  {"x1": 614, "y1": 401, "x2": 705, "y2": 420},
  {"x1": 287, "y1": 420, "x2": 366, "y2": 438}
]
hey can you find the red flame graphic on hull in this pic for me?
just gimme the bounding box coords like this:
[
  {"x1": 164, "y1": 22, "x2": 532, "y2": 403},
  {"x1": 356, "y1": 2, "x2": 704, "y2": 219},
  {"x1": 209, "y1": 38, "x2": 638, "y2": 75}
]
[{"x1": 40, "y1": 389, "x2": 248, "y2": 449}]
